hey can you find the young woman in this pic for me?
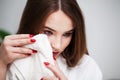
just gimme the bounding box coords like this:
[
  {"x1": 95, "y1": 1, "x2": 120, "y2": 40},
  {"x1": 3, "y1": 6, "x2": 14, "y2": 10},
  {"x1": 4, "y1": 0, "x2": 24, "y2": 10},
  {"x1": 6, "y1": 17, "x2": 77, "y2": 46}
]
[{"x1": 0, "y1": 0, "x2": 102, "y2": 80}]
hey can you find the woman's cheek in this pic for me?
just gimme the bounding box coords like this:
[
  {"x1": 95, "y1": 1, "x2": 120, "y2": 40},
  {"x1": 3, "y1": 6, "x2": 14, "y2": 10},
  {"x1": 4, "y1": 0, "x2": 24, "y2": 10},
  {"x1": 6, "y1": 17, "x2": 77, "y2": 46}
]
[
  {"x1": 62, "y1": 38, "x2": 71, "y2": 49},
  {"x1": 47, "y1": 36, "x2": 54, "y2": 45}
]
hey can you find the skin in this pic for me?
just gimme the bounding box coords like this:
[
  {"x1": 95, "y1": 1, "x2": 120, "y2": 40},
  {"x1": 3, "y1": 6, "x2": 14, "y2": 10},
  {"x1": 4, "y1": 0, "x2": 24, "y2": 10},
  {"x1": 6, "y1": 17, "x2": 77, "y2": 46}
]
[
  {"x1": 0, "y1": 34, "x2": 36, "y2": 80},
  {"x1": 42, "y1": 10, "x2": 73, "y2": 80},
  {"x1": 0, "y1": 10, "x2": 73, "y2": 80},
  {"x1": 43, "y1": 10, "x2": 73, "y2": 58}
]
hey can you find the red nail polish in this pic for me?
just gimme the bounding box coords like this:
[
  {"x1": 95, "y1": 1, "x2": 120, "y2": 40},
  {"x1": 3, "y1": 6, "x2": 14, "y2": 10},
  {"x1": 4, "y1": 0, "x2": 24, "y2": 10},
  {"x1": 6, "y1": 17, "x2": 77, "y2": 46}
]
[
  {"x1": 32, "y1": 50, "x2": 37, "y2": 53},
  {"x1": 40, "y1": 78, "x2": 43, "y2": 80},
  {"x1": 30, "y1": 39, "x2": 36, "y2": 42},
  {"x1": 29, "y1": 34, "x2": 34, "y2": 38},
  {"x1": 44, "y1": 62, "x2": 50, "y2": 66},
  {"x1": 25, "y1": 54, "x2": 31, "y2": 56},
  {"x1": 53, "y1": 55, "x2": 56, "y2": 60}
]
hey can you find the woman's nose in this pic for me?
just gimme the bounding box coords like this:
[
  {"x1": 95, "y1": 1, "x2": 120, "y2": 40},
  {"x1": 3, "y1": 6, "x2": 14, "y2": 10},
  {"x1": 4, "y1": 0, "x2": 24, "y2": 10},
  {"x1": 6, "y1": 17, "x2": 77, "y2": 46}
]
[{"x1": 51, "y1": 37, "x2": 62, "y2": 51}]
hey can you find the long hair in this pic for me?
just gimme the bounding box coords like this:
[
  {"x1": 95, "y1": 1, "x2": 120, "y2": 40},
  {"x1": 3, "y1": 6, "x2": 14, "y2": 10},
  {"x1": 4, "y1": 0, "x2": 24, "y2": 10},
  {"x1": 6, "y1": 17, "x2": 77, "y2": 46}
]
[{"x1": 17, "y1": 0, "x2": 88, "y2": 67}]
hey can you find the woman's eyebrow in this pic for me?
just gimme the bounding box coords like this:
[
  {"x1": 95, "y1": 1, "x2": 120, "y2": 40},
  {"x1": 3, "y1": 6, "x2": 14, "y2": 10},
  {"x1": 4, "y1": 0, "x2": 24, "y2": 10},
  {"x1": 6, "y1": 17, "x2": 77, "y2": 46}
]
[
  {"x1": 66, "y1": 29, "x2": 74, "y2": 33},
  {"x1": 44, "y1": 26, "x2": 56, "y2": 32},
  {"x1": 44, "y1": 26, "x2": 74, "y2": 33}
]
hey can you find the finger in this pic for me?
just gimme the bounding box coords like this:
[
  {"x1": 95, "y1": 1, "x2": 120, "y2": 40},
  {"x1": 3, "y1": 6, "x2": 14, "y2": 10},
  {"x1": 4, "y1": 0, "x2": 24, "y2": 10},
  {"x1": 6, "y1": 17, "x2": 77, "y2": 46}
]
[
  {"x1": 41, "y1": 76, "x2": 59, "y2": 80},
  {"x1": 12, "y1": 52, "x2": 32, "y2": 60},
  {"x1": 5, "y1": 34, "x2": 33, "y2": 40},
  {"x1": 9, "y1": 46, "x2": 38, "y2": 55},
  {"x1": 54, "y1": 60, "x2": 59, "y2": 68},
  {"x1": 5, "y1": 52, "x2": 32, "y2": 63},
  {"x1": 46, "y1": 63, "x2": 68, "y2": 80},
  {"x1": 9, "y1": 38, "x2": 36, "y2": 46},
  {"x1": 11, "y1": 47, "x2": 32, "y2": 53},
  {"x1": 44, "y1": 62, "x2": 60, "y2": 78}
]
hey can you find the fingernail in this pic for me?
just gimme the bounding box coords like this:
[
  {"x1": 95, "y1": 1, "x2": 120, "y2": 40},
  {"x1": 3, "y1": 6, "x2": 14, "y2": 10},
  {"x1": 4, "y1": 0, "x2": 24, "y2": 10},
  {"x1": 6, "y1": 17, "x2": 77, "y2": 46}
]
[
  {"x1": 25, "y1": 54, "x2": 31, "y2": 56},
  {"x1": 40, "y1": 78, "x2": 43, "y2": 80},
  {"x1": 32, "y1": 50, "x2": 37, "y2": 53},
  {"x1": 30, "y1": 39, "x2": 36, "y2": 42},
  {"x1": 29, "y1": 34, "x2": 34, "y2": 38},
  {"x1": 44, "y1": 62, "x2": 50, "y2": 66},
  {"x1": 53, "y1": 55, "x2": 56, "y2": 60}
]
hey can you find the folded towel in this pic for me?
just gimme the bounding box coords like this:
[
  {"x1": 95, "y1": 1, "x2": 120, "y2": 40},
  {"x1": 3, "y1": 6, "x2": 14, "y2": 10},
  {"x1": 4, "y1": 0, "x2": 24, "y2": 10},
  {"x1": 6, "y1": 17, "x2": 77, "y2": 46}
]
[{"x1": 6, "y1": 34, "x2": 55, "y2": 80}]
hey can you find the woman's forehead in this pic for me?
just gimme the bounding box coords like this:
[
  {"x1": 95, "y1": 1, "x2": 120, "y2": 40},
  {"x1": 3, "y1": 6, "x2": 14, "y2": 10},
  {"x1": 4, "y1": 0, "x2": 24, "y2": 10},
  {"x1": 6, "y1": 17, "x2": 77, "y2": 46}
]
[{"x1": 44, "y1": 10, "x2": 73, "y2": 32}]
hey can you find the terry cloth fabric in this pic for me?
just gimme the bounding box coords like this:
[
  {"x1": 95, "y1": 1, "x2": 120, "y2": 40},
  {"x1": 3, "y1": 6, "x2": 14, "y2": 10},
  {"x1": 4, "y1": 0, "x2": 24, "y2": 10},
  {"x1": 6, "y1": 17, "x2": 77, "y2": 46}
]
[{"x1": 6, "y1": 34, "x2": 55, "y2": 80}]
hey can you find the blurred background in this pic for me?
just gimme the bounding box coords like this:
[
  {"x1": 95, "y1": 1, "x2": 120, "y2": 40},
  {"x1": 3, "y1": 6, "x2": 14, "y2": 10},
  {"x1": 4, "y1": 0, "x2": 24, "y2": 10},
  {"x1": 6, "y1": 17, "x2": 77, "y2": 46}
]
[{"x1": 0, "y1": 0, "x2": 120, "y2": 80}]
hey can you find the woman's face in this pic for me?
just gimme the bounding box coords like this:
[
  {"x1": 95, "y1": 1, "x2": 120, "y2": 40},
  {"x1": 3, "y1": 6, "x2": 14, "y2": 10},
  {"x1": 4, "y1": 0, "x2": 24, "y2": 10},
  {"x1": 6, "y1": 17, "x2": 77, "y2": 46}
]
[{"x1": 42, "y1": 10, "x2": 74, "y2": 57}]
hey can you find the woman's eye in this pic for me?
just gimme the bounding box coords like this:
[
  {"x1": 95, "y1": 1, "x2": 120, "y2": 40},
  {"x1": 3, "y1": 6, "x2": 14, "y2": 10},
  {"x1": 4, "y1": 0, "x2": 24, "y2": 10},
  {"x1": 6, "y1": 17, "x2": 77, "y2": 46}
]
[
  {"x1": 43, "y1": 30, "x2": 53, "y2": 36},
  {"x1": 63, "y1": 33, "x2": 73, "y2": 37}
]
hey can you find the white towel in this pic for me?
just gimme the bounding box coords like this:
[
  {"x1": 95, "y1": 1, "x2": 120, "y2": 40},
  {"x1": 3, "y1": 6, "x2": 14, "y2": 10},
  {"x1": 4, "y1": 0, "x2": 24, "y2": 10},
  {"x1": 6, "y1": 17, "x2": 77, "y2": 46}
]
[{"x1": 6, "y1": 34, "x2": 55, "y2": 80}]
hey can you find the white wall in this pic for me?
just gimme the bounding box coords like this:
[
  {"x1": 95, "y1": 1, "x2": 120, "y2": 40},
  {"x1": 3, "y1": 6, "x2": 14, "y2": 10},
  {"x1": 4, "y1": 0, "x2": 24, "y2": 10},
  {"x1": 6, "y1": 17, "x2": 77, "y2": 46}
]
[
  {"x1": 77, "y1": 0, "x2": 120, "y2": 80},
  {"x1": 0, "y1": 0, "x2": 27, "y2": 33},
  {"x1": 0, "y1": 0, "x2": 120, "y2": 80}
]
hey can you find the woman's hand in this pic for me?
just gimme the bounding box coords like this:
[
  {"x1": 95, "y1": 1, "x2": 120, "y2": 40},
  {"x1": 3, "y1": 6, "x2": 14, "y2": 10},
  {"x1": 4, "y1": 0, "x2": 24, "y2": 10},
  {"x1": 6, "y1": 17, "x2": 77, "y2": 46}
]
[
  {"x1": 41, "y1": 58, "x2": 68, "y2": 80},
  {"x1": 0, "y1": 34, "x2": 37, "y2": 66}
]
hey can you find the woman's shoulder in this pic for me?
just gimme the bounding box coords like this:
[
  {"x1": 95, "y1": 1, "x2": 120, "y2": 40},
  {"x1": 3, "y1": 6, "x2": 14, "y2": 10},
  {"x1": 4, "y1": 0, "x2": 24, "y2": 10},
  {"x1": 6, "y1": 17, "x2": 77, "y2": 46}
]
[
  {"x1": 74, "y1": 55, "x2": 102, "y2": 80},
  {"x1": 58, "y1": 54, "x2": 102, "y2": 72},
  {"x1": 77, "y1": 54, "x2": 100, "y2": 68},
  {"x1": 57, "y1": 54, "x2": 103, "y2": 80},
  {"x1": 77, "y1": 54, "x2": 102, "y2": 71}
]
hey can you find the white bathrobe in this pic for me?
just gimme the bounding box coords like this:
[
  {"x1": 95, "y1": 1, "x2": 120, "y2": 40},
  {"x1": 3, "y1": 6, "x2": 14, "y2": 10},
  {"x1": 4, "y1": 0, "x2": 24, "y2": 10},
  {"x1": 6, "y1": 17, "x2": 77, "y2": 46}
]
[{"x1": 57, "y1": 55, "x2": 103, "y2": 80}]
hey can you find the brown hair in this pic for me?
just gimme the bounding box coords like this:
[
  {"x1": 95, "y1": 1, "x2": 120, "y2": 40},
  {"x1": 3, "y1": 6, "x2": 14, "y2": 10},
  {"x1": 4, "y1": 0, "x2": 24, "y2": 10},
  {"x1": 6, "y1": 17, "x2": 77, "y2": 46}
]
[{"x1": 17, "y1": 0, "x2": 88, "y2": 67}]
